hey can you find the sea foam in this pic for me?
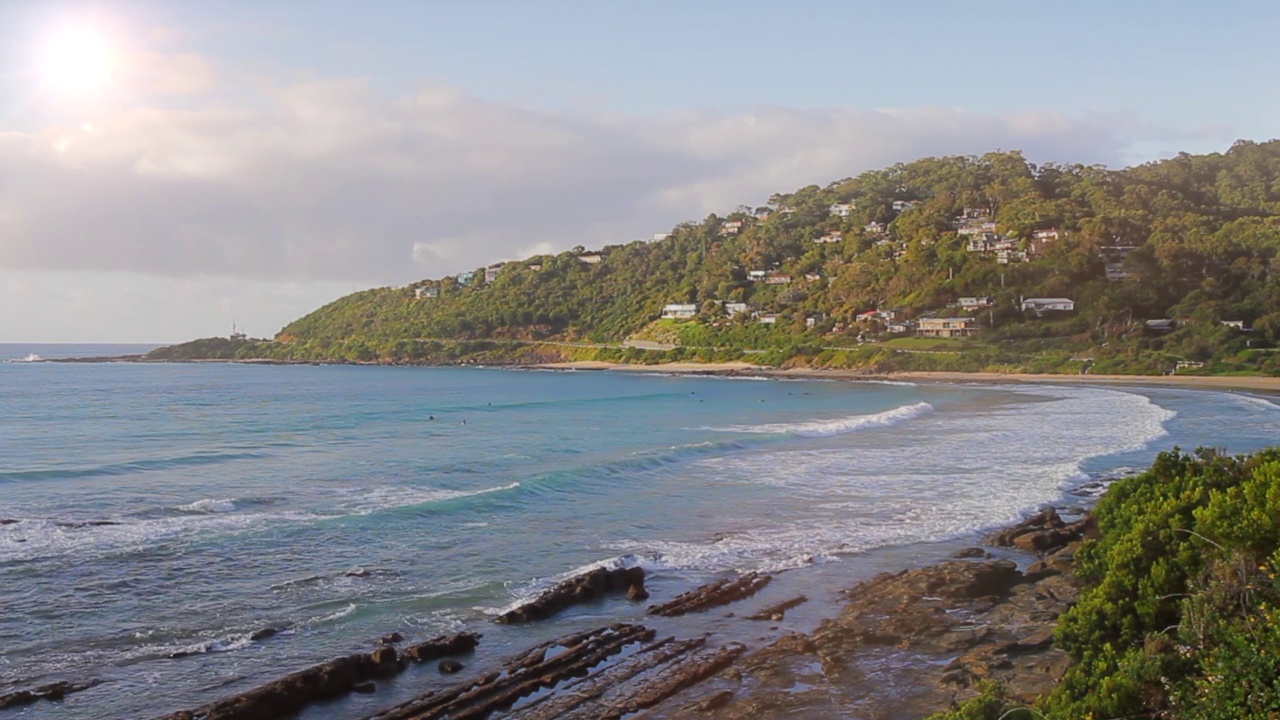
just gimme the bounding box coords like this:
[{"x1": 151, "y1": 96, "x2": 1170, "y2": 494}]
[{"x1": 711, "y1": 401, "x2": 934, "y2": 437}]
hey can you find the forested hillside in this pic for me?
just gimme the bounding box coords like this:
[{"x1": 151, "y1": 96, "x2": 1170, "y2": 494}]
[{"x1": 209, "y1": 141, "x2": 1280, "y2": 374}]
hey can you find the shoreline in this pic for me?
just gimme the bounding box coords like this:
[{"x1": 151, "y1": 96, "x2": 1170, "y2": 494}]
[
  {"x1": 33, "y1": 354, "x2": 1280, "y2": 393},
  {"x1": 144, "y1": 498, "x2": 1097, "y2": 720},
  {"x1": 533, "y1": 360, "x2": 1280, "y2": 392}
]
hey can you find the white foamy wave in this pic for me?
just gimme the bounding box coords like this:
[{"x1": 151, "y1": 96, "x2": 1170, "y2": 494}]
[
  {"x1": 338, "y1": 481, "x2": 520, "y2": 516},
  {"x1": 304, "y1": 603, "x2": 357, "y2": 626},
  {"x1": 178, "y1": 498, "x2": 237, "y2": 513},
  {"x1": 1233, "y1": 393, "x2": 1280, "y2": 411},
  {"x1": 605, "y1": 386, "x2": 1177, "y2": 576},
  {"x1": 168, "y1": 633, "x2": 256, "y2": 657},
  {"x1": 712, "y1": 402, "x2": 934, "y2": 437}
]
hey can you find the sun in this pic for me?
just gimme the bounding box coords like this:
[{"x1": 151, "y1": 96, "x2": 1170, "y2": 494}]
[{"x1": 37, "y1": 23, "x2": 116, "y2": 97}]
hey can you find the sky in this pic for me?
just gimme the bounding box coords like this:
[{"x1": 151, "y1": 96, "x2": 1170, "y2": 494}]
[{"x1": 1, "y1": 1, "x2": 1277, "y2": 342}]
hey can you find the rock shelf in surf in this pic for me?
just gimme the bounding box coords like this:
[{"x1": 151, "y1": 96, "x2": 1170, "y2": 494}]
[
  {"x1": 0, "y1": 680, "x2": 101, "y2": 710},
  {"x1": 493, "y1": 566, "x2": 646, "y2": 624},
  {"x1": 646, "y1": 571, "x2": 772, "y2": 617},
  {"x1": 158, "y1": 632, "x2": 478, "y2": 720}
]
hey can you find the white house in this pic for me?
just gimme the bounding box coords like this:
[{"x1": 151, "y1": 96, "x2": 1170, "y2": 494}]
[
  {"x1": 484, "y1": 264, "x2": 505, "y2": 283},
  {"x1": 1021, "y1": 297, "x2": 1075, "y2": 313},
  {"x1": 747, "y1": 270, "x2": 768, "y2": 281},
  {"x1": 578, "y1": 254, "x2": 602, "y2": 264},
  {"x1": 864, "y1": 221, "x2": 887, "y2": 235},
  {"x1": 765, "y1": 274, "x2": 792, "y2": 285},
  {"x1": 815, "y1": 230, "x2": 843, "y2": 243},
  {"x1": 892, "y1": 200, "x2": 918, "y2": 211},
  {"x1": 958, "y1": 296, "x2": 992, "y2": 309},
  {"x1": 661, "y1": 303, "x2": 698, "y2": 320},
  {"x1": 723, "y1": 302, "x2": 750, "y2": 318},
  {"x1": 414, "y1": 286, "x2": 439, "y2": 299},
  {"x1": 917, "y1": 317, "x2": 978, "y2": 338},
  {"x1": 757, "y1": 313, "x2": 778, "y2": 324},
  {"x1": 829, "y1": 203, "x2": 856, "y2": 217},
  {"x1": 719, "y1": 220, "x2": 744, "y2": 236}
]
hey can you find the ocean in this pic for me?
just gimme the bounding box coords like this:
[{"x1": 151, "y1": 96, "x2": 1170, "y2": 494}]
[{"x1": 1, "y1": 345, "x2": 1277, "y2": 718}]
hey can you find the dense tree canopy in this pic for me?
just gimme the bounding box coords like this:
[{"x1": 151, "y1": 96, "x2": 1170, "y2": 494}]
[{"x1": 213, "y1": 141, "x2": 1280, "y2": 372}]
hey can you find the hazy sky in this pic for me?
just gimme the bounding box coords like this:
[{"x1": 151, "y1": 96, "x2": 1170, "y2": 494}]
[{"x1": 1, "y1": 0, "x2": 1276, "y2": 342}]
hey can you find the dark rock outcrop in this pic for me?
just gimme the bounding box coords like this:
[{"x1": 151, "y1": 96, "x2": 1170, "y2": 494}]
[
  {"x1": 367, "y1": 623, "x2": 657, "y2": 720},
  {"x1": 745, "y1": 595, "x2": 808, "y2": 621},
  {"x1": 159, "y1": 648, "x2": 407, "y2": 719},
  {"x1": 648, "y1": 572, "x2": 772, "y2": 617},
  {"x1": 402, "y1": 632, "x2": 481, "y2": 663},
  {"x1": 495, "y1": 566, "x2": 646, "y2": 624},
  {"x1": 987, "y1": 508, "x2": 1097, "y2": 555},
  {"x1": 0, "y1": 680, "x2": 101, "y2": 710}
]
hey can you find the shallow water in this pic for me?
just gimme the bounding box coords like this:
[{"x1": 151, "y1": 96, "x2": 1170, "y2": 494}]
[{"x1": 1, "y1": 353, "x2": 1277, "y2": 718}]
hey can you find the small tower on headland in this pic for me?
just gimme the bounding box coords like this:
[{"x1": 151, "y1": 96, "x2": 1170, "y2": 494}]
[{"x1": 230, "y1": 322, "x2": 247, "y2": 341}]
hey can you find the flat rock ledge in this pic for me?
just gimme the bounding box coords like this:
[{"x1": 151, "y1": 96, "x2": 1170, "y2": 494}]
[
  {"x1": 366, "y1": 623, "x2": 747, "y2": 720},
  {"x1": 158, "y1": 632, "x2": 478, "y2": 720},
  {"x1": 496, "y1": 566, "x2": 647, "y2": 624},
  {"x1": 647, "y1": 572, "x2": 772, "y2": 617},
  {"x1": 637, "y1": 510, "x2": 1092, "y2": 719},
  {"x1": 0, "y1": 680, "x2": 101, "y2": 710}
]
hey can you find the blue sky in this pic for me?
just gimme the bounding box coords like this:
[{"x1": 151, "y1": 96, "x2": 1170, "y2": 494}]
[{"x1": 0, "y1": 0, "x2": 1275, "y2": 341}]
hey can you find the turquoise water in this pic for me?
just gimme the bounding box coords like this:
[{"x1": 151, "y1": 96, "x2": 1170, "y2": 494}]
[{"x1": 1, "y1": 350, "x2": 1277, "y2": 718}]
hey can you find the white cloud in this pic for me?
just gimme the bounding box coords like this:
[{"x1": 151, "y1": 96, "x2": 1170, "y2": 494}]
[{"x1": 0, "y1": 77, "x2": 1143, "y2": 294}]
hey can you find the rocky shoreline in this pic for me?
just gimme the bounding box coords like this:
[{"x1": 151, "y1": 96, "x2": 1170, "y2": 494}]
[{"x1": 77, "y1": 504, "x2": 1097, "y2": 720}]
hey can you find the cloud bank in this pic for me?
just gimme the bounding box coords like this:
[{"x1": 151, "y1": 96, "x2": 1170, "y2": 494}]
[{"x1": 0, "y1": 77, "x2": 1138, "y2": 286}]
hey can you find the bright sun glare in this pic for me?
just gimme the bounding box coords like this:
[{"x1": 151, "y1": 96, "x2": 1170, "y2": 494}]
[{"x1": 38, "y1": 23, "x2": 115, "y2": 97}]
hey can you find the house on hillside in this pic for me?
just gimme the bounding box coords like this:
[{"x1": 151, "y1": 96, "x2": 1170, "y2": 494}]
[
  {"x1": 815, "y1": 230, "x2": 843, "y2": 244},
  {"x1": 484, "y1": 264, "x2": 505, "y2": 283},
  {"x1": 457, "y1": 270, "x2": 477, "y2": 286},
  {"x1": 996, "y1": 249, "x2": 1028, "y2": 264},
  {"x1": 1145, "y1": 319, "x2": 1177, "y2": 334},
  {"x1": 856, "y1": 309, "x2": 896, "y2": 323},
  {"x1": 414, "y1": 286, "x2": 440, "y2": 299},
  {"x1": 892, "y1": 200, "x2": 918, "y2": 211},
  {"x1": 758, "y1": 313, "x2": 778, "y2": 324},
  {"x1": 578, "y1": 253, "x2": 602, "y2": 264},
  {"x1": 765, "y1": 274, "x2": 792, "y2": 285},
  {"x1": 864, "y1": 221, "x2": 887, "y2": 235},
  {"x1": 1105, "y1": 263, "x2": 1132, "y2": 281},
  {"x1": 660, "y1": 303, "x2": 698, "y2": 320},
  {"x1": 830, "y1": 203, "x2": 856, "y2": 218},
  {"x1": 917, "y1": 317, "x2": 978, "y2": 338},
  {"x1": 1021, "y1": 298, "x2": 1075, "y2": 314},
  {"x1": 719, "y1": 220, "x2": 744, "y2": 236},
  {"x1": 958, "y1": 296, "x2": 992, "y2": 309},
  {"x1": 1221, "y1": 320, "x2": 1249, "y2": 330},
  {"x1": 723, "y1": 302, "x2": 750, "y2": 318},
  {"x1": 747, "y1": 270, "x2": 768, "y2": 281}
]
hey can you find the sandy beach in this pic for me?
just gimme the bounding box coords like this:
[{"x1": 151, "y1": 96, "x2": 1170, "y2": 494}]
[{"x1": 534, "y1": 361, "x2": 1280, "y2": 393}]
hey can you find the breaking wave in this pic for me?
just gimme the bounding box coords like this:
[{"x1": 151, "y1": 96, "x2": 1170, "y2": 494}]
[{"x1": 711, "y1": 401, "x2": 934, "y2": 437}]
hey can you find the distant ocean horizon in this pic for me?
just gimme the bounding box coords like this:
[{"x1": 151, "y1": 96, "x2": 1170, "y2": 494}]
[
  {"x1": 1, "y1": 356, "x2": 1278, "y2": 718},
  {"x1": 0, "y1": 342, "x2": 165, "y2": 361}
]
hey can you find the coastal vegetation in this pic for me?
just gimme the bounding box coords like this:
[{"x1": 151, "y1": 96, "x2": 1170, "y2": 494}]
[
  {"x1": 932, "y1": 447, "x2": 1280, "y2": 720},
  {"x1": 155, "y1": 140, "x2": 1280, "y2": 374}
]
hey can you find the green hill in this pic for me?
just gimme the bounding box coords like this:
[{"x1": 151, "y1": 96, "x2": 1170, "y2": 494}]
[{"x1": 200, "y1": 141, "x2": 1280, "y2": 374}]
